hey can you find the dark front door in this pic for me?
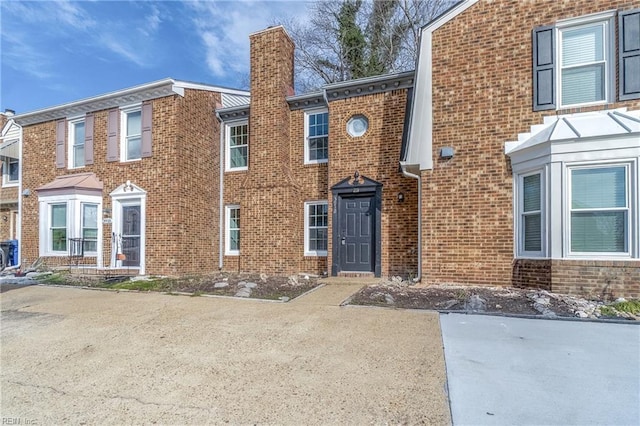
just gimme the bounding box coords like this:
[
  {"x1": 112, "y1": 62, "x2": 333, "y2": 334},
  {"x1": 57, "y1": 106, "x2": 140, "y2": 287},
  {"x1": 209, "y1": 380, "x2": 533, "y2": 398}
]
[
  {"x1": 339, "y1": 195, "x2": 375, "y2": 272},
  {"x1": 121, "y1": 205, "x2": 141, "y2": 267}
]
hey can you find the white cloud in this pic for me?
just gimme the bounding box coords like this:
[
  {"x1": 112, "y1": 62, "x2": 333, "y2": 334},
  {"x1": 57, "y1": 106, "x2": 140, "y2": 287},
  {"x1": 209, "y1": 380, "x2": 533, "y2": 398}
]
[
  {"x1": 99, "y1": 35, "x2": 147, "y2": 68},
  {"x1": 186, "y1": 0, "x2": 313, "y2": 79},
  {"x1": 0, "y1": 31, "x2": 53, "y2": 80}
]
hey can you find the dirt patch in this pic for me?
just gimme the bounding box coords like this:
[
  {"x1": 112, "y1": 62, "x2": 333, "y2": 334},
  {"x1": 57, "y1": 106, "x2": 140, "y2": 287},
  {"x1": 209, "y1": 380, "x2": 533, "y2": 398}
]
[
  {"x1": 348, "y1": 282, "x2": 638, "y2": 321},
  {"x1": 35, "y1": 271, "x2": 319, "y2": 301}
]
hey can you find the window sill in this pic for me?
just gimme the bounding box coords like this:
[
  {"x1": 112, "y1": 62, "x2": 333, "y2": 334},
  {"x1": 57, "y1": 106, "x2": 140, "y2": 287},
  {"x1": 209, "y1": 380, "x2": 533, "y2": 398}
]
[
  {"x1": 304, "y1": 252, "x2": 328, "y2": 257},
  {"x1": 225, "y1": 252, "x2": 240, "y2": 256},
  {"x1": 304, "y1": 160, "x2": 328, "y2": 166},
  {"x1": 515, "y1": 254, "x2": 548, "y2": 260},
  {"x1": 1, "y1": 182, "x2": 19, "y2": 188},
  {"x1": 225, "y1": 168, "x2": 248, "y2": 173},
  {"x1": 40, "y1": 252, "x2": 69, "y2": 257},
  {"x1": 565, "y1": 253, "x2": 634, "y2": 260}
]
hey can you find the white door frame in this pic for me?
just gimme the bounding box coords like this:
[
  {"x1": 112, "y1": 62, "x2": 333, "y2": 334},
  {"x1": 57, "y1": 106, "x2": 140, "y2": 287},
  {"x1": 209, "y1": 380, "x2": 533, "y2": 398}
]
[{"x1": 110, "y1": 182, "x2": 147, "y2": 275}]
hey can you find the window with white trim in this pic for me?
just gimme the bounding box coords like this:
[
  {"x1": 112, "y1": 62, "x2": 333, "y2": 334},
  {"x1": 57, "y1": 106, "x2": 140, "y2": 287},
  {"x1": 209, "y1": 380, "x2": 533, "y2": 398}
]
[
  {"x1": 50, "y1": 203, "x2": 67, "y2": 253},
  {"x1": 225, "y1": 121, "x2": 248, "y2": 171},
  {"x1": 121, "y1": 106, "x2": 142, "y2": 161},
  {"x1": 82, "y1": 203, "x2": 99, "y2": 253},
  {"x1": 531, "y1": 10, "x2": 634, "y2": 111},
  {"x1": 226, "y1": 205, "x2": 240, "y2": 255},
  {"x1": 39, "y1": 194, "x2": 102, "y2": 257},
  {"x1": 69, "y1": 118, "x2": 85, "y2": 168},
  {"x1": 304, "y1": 109, "x2": 328, "y2": 164},
  {"x1": 569, "y1": 165, "x2": 629, "y2": 254},
  {"x1": 519, "y1": 172, "x2": 543, "y2": 255},
  {"x1": 2, "y1": 157, "x2": 19, "y2": 186},
  {"x1": 558, "y1": 19, "x2": 612, "y2": 107},
  {"x1": 304, "y1": 201, "x2": 328, "y2": 256}
]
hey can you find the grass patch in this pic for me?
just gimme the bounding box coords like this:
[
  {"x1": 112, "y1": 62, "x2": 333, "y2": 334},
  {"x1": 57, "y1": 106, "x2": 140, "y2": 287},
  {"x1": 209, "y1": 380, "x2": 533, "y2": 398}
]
[
  {"x1": 600, "y1": 299, "x2": 640, "y2": 317},
  {"x1": 111, "y1": 278, "x2": 174, "y2": 292},
  {"x1": 609, "y1": 300, "x2": 640, "y2": 315},
  {"x1": 38, "y1": 273, "x2": 72, "y2": 285}
]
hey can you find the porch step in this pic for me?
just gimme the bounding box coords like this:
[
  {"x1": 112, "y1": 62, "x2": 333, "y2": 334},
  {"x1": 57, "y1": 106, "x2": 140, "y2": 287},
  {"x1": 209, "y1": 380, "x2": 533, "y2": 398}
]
[
  {"x1": 319, "y1": 275, "x2": 381, "y2": 286},
  {"x1": 337, "y1": 272, "x2": 375, "y2": 278}
]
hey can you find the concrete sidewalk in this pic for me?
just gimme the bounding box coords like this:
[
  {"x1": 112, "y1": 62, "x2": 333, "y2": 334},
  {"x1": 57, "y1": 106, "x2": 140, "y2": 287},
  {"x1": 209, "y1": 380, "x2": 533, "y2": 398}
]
[
  {"x1": 440, "y1": 313, "x2": 640, "y2": 426},
  {"x1": 1, "y1": 284, "x2": 451, "y2": 425}
]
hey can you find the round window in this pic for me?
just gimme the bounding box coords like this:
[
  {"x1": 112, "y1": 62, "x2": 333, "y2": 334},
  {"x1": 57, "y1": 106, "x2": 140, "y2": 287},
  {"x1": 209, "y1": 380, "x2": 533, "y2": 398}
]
[{"x1": 346, "y1": 115, "x2": 369, "y2": 137}]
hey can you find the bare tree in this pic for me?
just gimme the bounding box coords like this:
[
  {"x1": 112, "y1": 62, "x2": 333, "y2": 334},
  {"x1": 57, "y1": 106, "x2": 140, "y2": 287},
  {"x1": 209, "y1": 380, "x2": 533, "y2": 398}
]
[{"x1": 278, "y1": 0, "x2": 451, "y2": 92}]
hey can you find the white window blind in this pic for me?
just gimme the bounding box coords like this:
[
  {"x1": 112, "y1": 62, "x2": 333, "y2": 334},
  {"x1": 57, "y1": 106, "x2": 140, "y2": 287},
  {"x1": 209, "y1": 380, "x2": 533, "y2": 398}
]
[
  {"x1": 571, "y1": 167, "x2": 627, "y2": 253},
  {"x1": 522, "y1": 174, "x2": 541, "y2": 252},
  {"x1": 561, "y1": 24, "x2": 606, "y2": 105}
]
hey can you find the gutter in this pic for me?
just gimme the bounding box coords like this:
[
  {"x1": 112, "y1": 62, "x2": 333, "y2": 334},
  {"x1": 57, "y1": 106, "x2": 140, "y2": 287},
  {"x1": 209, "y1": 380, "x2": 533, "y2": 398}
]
[
  {"x1": 17, "y1": 121, "x2": 23, "y2": 271},
  {"x1": 215, "y1": 111, "x2": 225, "y2": 270},
  {"x1": 400, "y1": 163, "x2": 421, "y2": 281}
]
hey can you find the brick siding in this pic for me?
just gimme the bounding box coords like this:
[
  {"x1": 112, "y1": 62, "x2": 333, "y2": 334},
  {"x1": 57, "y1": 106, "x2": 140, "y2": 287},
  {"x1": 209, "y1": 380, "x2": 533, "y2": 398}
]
[{"x1": 424, "y1": 0, "x2": 640, "y2": 295}]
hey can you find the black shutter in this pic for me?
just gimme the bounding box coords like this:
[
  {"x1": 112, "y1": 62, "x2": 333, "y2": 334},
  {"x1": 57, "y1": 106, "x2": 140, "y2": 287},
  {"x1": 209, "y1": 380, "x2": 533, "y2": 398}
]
[
  {"x1": 532, "y1": 25, "x2": 556, "y2": 111},
  {"x1": 619, "y1": 8, "x2": 640, "y2": 101}
]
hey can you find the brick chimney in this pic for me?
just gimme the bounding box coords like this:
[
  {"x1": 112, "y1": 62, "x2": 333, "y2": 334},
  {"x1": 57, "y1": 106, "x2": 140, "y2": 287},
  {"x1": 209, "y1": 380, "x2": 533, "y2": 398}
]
[
  {"x1": 240, "y1": 26, "x2": 301, "y2": 275},
  {"x1": 248, "y1": 26, "x2": 294, "y2": 179}
]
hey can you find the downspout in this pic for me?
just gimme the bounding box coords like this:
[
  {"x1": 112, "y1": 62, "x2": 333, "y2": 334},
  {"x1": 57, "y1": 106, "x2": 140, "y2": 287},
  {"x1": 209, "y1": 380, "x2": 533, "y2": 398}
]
[
  {"x1": 215, "y1": 111, "x2": 224, "y2": 270},
  {"x1": 16, "y1": 122, "x2": 23, "y2": 270},
  {"x1": 401, "y1": 166, "x2": 421, "y2": 281}
]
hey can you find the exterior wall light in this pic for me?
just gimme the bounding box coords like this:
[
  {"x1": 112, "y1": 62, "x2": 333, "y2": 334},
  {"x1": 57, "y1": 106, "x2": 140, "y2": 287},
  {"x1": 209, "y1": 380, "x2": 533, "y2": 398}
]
[{"x1": 440, "y1": 147, "x2": 454, "y2": 159}]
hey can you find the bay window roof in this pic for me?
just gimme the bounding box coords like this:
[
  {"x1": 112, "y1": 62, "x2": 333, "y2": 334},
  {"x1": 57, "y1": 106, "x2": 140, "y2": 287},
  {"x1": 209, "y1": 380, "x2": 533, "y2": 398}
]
[{"x1": 505, "y1": 109, "x2": 640, "y2": 156}]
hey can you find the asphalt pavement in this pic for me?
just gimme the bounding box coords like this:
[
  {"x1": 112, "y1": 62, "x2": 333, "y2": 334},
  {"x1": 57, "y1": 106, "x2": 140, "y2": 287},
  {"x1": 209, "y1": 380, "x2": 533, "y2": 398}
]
[{"x1": 440, "y1": 313, "x2": 640, "y2": 426}]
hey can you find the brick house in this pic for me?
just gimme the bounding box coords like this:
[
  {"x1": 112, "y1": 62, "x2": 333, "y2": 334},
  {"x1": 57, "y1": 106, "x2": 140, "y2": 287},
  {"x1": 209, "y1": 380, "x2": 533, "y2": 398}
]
[
  {"x1": 13, "y1": 80, "x2": 249, "y2": 275},
  {"x1": 216, "y1": 27, "x2": 418, "y2": 278},
  {"x1": 7, "y1": 0, "x2": 640, "y2": 298},
  {"x1": 403, "y1": 0, "x2": 640, "y2": 297},
  {"x1": 9, "y1": 27, "x2": 419, "y2": 280}
]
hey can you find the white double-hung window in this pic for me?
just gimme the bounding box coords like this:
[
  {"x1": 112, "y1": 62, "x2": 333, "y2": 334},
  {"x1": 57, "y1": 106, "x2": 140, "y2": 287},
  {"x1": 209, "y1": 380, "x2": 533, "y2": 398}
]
[
  {"x1": 304, "y1": 201, "x2": 328, "y2": 256},
  {"x1": 305, "y1": 109, "x2": 328, "y2": 164},
  {"x1": 69, "y1": 118, "x2": 85, "y2": 168},
  {"x1": 520, "y1": 172, "x2": 543, "y2": 254},
  {"x1": 2, "y1": 156, "x2": 19, "y2": 185},
  {"x1": 569, "y1": 165, "x2": 630, "y2": 255},
  {"x1": 121, "y1": 106, "x2": 142, "y2": 161},
  {"x1": 226, "y1": 121, "x2": 248, "y2": 171},
  {"x1": 558, "y1": 19, "x2": 612, "y2": 107},
  {"x1": 225, "y1": 205, "x2": 240, "y2": 255}
]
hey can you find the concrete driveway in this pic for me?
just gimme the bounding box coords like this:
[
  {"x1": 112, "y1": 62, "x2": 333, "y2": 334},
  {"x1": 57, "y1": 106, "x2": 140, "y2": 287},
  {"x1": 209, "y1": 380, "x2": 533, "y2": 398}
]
[
  {"x1": 1, "y1": 285, "x2": 451, "y2": 425},
  {"x1": 441, "y1": 313, "x2": 640, "y2": 426}
]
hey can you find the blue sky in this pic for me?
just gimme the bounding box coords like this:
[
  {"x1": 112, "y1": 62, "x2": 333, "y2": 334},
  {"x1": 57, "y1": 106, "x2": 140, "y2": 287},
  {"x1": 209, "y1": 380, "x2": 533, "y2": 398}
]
[{"x1": 1, "y1": 0, "x2": 313, "y2": 114}]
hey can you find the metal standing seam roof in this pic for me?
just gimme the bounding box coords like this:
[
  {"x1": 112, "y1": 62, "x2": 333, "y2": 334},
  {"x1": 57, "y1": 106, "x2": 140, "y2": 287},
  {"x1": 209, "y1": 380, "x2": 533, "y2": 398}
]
[
  {"x1": 37, "y1": 172, "x2": 104, "y2": 193},
  {"x1": 505, "y1": 109, "x2": 640, "y2": 155}
]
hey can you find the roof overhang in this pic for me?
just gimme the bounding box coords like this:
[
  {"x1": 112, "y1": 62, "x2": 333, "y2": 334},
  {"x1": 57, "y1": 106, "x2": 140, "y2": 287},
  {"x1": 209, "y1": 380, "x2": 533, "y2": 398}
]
[
  {"x1": 13, "y1": 79, "x2": 249, "y2": 126},
  {"x1": 0, "y1": 139, "x2": 19, "y2": 159},
  {"x1": 216, "y1": 105, "x2": 250, "y2": 122},
  {"x1": 323, "y1": 71, "x2": 414, "y2": 102}
]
